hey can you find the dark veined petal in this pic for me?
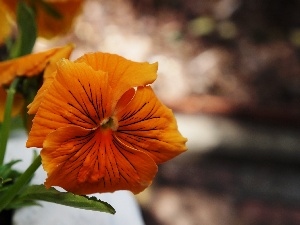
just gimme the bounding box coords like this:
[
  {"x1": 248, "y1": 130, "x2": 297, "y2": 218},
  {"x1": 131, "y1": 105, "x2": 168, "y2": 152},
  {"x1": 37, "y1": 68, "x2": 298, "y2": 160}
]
[
  {"x1": 42, "y1": 125, "x2": 157, "y2": 195},
  {"x1": 27, "y1": 59, "x2": 113, "y2": 148},
  {"x1": 75, "y1": 53, "x2": 158, "y2": 108},
  {"x1": 115, "y1": 86, "x2": 187, "y2": 164}
]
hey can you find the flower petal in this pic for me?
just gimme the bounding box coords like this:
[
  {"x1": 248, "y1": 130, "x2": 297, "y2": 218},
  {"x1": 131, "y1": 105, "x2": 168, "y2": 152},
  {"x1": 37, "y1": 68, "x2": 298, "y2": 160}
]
[
  {"x1": 42, "y1": 125, "x2": 157, "y2": 194},
  {"x1": 27, "y1": 71, "x2": 56, "y2": 115},
  {"x1": 114, "y1": 88, "x2": 135, "y2": 114},
  {"x1": 43, "y1": 43, "x2": 74, "y2": 78},
  {"x1": 35, "y1": 0, "x2": 84, "y2": 38},
  {"x1": 27, "y1": 44, "x2": 74, "y2": 114},
  {"x1": 27, "y1": 59, "x2": 112, "y2": 148},
  {"x1": 0, "y1": 1, "x2": 13, "y2": 45},
  {"x1": 2, "y1": 0, "x2": 84, "y2": 39},
  {"x1": 0, "y1": 44, "x2": 74, "y2": 87},
  {"x1": 75, "y1": 53, "x2": 158, "y2": 107},
  {"x1": 115, "y1": 86, "x2": 187, "y2": 164}
]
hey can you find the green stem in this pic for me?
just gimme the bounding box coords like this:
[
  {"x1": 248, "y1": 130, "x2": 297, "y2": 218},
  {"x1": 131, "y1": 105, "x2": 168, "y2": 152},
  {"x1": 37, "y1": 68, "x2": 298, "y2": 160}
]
[
  {"x1": 0, "y1": 155, "x2": 41, "y2": 211},
  {"x1": 0, "y1": 78, "x2": 20, "y2": 165}
]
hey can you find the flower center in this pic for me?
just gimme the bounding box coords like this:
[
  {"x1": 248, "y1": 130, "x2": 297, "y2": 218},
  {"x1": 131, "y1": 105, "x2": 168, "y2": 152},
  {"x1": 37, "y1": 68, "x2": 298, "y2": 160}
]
[{"x1": 100, "y1": 117, "x2": 118, "y2": 131}]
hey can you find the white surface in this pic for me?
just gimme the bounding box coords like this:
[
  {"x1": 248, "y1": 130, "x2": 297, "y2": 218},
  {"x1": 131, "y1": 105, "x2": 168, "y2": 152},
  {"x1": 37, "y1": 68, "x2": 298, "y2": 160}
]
[{"x1": 5, "y1": 129, "x2": 145, "y2": 225}]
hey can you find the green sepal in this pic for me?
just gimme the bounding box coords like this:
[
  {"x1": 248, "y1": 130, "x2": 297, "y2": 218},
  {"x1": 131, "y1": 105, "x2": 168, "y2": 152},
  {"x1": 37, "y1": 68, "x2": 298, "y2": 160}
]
[{"x1": 14, "y1": 185, "x2": 116, "y2": 214}]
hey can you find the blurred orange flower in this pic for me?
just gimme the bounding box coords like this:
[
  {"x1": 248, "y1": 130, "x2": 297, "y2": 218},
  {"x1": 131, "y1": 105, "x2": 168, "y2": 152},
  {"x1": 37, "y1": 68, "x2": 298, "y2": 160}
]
[
  {"x1": 26, "y1": 53, "x2": 187, "y2": 195},
  {"x1": 2, "y1": 0, "x2": 84, "y2": 38},
  {"x1": 0, "y1": 1, "x2": 13, "y2": 44},
  {"x1": 0, "y1": 44, "x2": 74, "y2": 121}
]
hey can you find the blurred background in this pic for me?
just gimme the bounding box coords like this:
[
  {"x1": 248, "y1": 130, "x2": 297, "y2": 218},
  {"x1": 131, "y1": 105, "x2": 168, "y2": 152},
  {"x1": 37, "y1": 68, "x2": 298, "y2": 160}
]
[{"x1": 34, "y1": 0, "x2": 300, "y2": 224}]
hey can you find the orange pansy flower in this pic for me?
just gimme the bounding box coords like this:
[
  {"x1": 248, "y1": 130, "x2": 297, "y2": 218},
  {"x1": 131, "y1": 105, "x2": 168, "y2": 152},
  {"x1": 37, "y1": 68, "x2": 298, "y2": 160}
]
[
  {"x1": 0, "y1": 44, "x2": 74, "y2": 121},
  {"x1": 2, "y1": 0, "x2": 84, "y2": 38},
  {"x1": 26, "y1": 53, "x2": 187, "y2": 195}
]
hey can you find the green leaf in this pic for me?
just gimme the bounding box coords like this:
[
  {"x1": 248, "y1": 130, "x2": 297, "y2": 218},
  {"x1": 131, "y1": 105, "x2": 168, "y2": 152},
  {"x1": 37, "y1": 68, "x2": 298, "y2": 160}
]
[
  {"x1": 0, "y1": 156, "x2": 41, "y2": 211},
  {"x1": 0, "y1": 160, "x2": 21, "y2": 175},
  {"x1": 9, "y1": 1, "x2": 37, "y2": 58},
  {"x1": 6, "y1": 199, "x2": 40, "y2": 209},
  {"x1": 0, "y1": 160, "x2": 22, "y2": 187},
  {"x1": 16, "y1": 185, "x2": 116, "y2": 214},
  {"x1": 0, "y1": 160, "x2": 22, "y2": 200}
]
